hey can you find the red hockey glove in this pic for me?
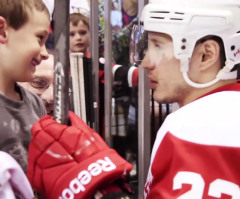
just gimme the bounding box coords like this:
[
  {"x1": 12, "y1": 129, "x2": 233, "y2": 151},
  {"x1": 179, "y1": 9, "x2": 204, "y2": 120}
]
[{"x1": 27, "y1": 111, "x2": 132, "y2": 199}]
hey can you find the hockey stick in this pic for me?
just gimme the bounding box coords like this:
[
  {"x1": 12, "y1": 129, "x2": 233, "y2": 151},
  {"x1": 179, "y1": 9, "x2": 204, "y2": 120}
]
[
  {"x1": 53, "y1": 0, "x2": 70, "y2": 124},
  {"x1": 82, "y1": 57, "x2": 95, "y2": 128},
  {"x1": 69, "y1": 53, "x2": 95, "y2": 128},
  {"x1": 70, "y1": 53, "x2": 87, "y2": 123}
]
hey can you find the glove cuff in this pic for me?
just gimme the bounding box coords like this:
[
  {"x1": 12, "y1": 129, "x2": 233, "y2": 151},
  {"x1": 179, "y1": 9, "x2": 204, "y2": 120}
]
[{"x1": 49, "y1": 149, "x2": 132, "y2": 199}]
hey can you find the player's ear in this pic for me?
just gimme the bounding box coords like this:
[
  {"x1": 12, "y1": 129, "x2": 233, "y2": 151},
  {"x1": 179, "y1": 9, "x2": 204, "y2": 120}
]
[
  {"x1": 198, "y1": 39, "x2": 220, "y2": 71},
  {"x1": 0, "y1": 16, "x2": 8, "y2": 44}
]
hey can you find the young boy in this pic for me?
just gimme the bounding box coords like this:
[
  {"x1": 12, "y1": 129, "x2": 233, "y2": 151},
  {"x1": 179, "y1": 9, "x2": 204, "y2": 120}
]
[
  {"x1": 69, "y1": 13, "x2": 90, "y2": 56},
  {"x1": 69, "y1": 12, "x2": 139, "y2": 136},
  {"x1": 0, "y1": 0, "x2": 50, "y2": 172}
]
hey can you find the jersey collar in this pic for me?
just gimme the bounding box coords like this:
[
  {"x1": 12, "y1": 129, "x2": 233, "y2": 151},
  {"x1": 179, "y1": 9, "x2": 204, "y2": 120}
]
[{"x1": 198, "y1": 83, "x2": 240, "y2": 99}]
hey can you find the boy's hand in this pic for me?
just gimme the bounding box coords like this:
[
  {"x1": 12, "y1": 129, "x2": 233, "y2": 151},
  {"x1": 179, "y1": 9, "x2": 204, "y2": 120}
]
[{"x1": 27, "y1": 111, "x2": 132, "y2": 199}]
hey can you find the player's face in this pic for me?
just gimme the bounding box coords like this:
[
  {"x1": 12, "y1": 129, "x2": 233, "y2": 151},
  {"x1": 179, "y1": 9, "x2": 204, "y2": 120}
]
[
  {"x1": 142, "y1": 32, "x2": 191, "y2": 106},
  {"x1": 20, "y1": 54, "x2": 54, "y2": 115},
  {"x1": 69, "y1": 21, "x2": 90, "y2": 53},
  {"x1": 1, "y1": 9, "x2": 50, "y2": 83}
]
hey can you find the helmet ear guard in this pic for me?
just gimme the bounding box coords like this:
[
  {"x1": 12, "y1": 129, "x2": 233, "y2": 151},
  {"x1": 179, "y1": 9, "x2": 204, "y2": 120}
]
[{"x1": 138, "y1": 0, "x2": 240, "y2": 88}]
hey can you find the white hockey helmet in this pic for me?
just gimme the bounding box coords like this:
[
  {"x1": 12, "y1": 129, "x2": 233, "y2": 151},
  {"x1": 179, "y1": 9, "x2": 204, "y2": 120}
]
[{"x1": 139, "y1": 0, "x2": 240, "y2": 88}]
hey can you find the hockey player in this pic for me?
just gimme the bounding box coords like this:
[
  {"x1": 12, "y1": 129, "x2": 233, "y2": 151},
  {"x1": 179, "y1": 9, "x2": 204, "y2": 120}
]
[{"x1": 136, "y1": 0, "x2": 240, "y2": 198}]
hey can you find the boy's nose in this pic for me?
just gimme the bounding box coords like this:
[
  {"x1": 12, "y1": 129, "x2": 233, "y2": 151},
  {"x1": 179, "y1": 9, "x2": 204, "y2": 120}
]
[
  {"x1": 76, "y1": 33, "x2": 82, "y2": 40},
  {"x1": 40, "y1": 45, "x2": 49, "y2": 61}
]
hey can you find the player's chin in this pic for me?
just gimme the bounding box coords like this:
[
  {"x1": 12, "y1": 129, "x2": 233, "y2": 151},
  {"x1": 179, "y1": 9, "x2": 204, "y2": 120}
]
[{"x1": 153, "y1": 91, "x2": 169, "y2": 104}]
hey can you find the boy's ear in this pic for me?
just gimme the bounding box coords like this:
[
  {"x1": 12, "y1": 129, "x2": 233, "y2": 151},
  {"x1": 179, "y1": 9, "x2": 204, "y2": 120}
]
[{"x1": 0, "y1": 16, "x2": 8, "y2": 44}]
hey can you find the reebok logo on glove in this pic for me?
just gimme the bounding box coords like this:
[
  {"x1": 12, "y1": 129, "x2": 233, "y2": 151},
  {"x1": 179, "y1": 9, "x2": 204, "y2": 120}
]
[{"x1": 59, "y1": 157, "x2": 116, "y2": 199}]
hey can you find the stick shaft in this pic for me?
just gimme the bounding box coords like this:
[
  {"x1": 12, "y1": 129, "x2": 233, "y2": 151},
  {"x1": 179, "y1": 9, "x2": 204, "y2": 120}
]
[{"x1": 53, "y1": 0, "x2": 70, "y2": 124}]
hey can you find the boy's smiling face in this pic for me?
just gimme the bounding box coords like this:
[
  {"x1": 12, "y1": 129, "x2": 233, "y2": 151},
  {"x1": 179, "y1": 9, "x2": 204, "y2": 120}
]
[{"x1": 1, "y1": 8, "x2": 50, "y2": 83}]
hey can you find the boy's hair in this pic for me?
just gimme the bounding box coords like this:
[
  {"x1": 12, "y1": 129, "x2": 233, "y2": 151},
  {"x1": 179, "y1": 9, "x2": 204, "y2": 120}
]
[
  {"x1": 70, "y1": 13, "x2": 89, "y2": 30},
  {"x1": 0, "y1": 0, "x2": 49, "y2": 30}
]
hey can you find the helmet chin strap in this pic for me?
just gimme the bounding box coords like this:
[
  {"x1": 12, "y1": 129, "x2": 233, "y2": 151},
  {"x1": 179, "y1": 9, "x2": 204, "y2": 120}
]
[{"x1": 180, "y1": 55, "x2": 237, "y2": 88}]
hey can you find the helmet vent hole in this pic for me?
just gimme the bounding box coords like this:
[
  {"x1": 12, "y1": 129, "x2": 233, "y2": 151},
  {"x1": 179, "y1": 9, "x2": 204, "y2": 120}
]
[
  {"x1": 231, "y1": 46, "x2": 235, "y2": 51},
  {"x1": 170, "y1": 18, "x2": 183, "y2": 21},
  {"x1": 150, "y1": 11, "x2": 170, "y2": 14},
  {"x1": 182, "y1": 38, "x2": 187, "y2": 43},
  {"x1": 175, "y1": 12, "x2": 184, "y2": 15},
  {"x1": 151, "y1": 17, "x2": 165, "y2": 20},
  {"x1": 150, "y1": 11, "x2": 185, "y2": 21}
]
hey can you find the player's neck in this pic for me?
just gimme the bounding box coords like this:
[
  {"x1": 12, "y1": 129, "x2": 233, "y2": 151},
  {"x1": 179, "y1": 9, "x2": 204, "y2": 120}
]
[{"x1": 179, "y1": 79, "x2": 237, "y2": 107}]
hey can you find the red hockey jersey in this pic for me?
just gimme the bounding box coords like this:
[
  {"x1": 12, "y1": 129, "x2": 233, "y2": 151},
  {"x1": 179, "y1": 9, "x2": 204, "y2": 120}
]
[{"x1": 144, "y1": 83, "x2": 240, "y2": 199}]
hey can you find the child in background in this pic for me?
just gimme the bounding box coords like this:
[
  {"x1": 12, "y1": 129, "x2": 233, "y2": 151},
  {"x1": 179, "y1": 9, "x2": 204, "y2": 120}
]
[
  {"x1": 0, "y1": 0, "x2": 50, "y2": 172},
  {"x1": 69, "y1": 13, "x2": 90, "y2": 56},
  {"x1": 69, "y1": 12, "x2": 138, "y2": 137}
]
